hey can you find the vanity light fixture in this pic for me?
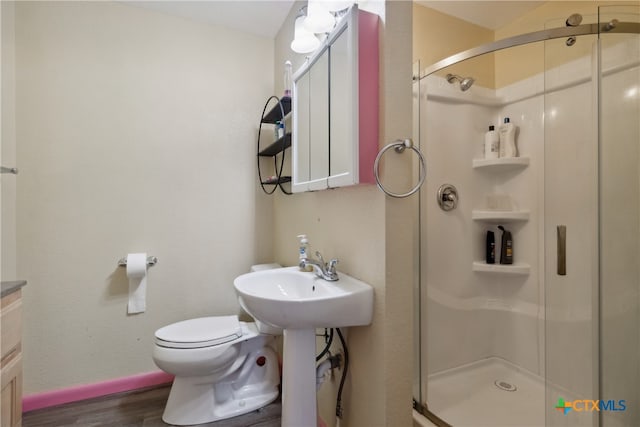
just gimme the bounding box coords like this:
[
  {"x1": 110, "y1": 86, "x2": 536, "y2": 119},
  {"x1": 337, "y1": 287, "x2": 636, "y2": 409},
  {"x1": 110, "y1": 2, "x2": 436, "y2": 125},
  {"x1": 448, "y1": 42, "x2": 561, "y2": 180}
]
[
  {"x1": 291, "y1": 8, "x2": 321, "y2": 54},
  {"x1": 304, "y1": 0, "x2": 335, "y2": 34},
  {"x1": 290, "y1": 1, "x2": 355, "y2": 54},
  {"x1": 326, "y1": 0, "x2": 354, "y2": 12}
]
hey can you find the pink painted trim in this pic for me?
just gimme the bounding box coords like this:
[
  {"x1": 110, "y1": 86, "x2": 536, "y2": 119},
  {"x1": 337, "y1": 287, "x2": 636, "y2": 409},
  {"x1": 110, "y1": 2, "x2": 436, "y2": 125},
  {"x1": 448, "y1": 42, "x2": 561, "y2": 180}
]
[
  {"x1": 23, "y1": 371, "x2": 174, "y2": 413},
  {"x1": 358, "y1": 9, "x2": 379, "y2": 185}
]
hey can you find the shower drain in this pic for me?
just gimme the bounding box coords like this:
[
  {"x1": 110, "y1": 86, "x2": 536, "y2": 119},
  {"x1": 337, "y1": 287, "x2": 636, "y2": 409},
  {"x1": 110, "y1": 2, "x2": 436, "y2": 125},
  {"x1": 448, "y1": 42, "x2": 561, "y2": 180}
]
[{"x1": 494, "y1": 380, "x2": 517, "y2": 392}]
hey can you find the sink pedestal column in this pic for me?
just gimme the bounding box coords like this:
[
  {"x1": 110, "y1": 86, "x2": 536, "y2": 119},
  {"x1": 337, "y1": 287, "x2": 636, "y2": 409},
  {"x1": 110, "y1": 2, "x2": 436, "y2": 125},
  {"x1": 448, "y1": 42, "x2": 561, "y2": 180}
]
[{"x1": 281, "y1": 328, "x2": 317, "y2": 427}]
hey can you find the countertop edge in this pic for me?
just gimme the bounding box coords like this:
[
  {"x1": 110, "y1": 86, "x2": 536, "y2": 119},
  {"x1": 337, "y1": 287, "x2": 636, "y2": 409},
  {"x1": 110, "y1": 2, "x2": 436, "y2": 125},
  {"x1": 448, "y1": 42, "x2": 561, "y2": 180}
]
[{"x1": 1, "y1": 280, "x2": 28, "y2": 298}]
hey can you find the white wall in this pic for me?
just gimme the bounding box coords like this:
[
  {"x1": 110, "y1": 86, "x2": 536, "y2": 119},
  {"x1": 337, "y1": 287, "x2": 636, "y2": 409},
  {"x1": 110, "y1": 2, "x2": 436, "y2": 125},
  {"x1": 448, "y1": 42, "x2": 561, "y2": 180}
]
[{"x1": 14, "y1": 1, "x2": 274, "y2": 393}]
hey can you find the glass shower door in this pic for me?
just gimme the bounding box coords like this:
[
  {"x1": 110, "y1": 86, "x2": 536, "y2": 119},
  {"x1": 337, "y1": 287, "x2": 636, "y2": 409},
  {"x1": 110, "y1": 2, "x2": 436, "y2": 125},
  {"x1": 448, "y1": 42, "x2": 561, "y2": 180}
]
[
  {"x1": 545, "y1": 5, "x2": 640, "y2": 427},
  {"x1": 543, "y1": 19, "x2": 599, "y2": 427},
  {"x1": 598, "y1": 5, "x2": 640, "y2": 427}
]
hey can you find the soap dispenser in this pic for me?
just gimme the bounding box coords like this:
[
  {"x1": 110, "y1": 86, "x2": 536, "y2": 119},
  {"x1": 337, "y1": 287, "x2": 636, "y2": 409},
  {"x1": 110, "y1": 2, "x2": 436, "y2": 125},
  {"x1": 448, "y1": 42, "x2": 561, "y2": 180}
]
[
  {"x1": 498, "y1": 225, "x2": 513, "y2": 264},
  {"x1": 297, "y1": 234, "x2": 313, "y2": 271}
]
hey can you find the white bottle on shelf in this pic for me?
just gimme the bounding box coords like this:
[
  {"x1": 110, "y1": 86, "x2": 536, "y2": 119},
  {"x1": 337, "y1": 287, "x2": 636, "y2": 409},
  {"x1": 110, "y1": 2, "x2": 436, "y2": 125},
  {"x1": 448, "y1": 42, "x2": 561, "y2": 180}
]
[
  {"x1": 499, "y1": 117, "x2": 517, "y2": 157},
  {"x1": 484, "y1": 125, "x2": 499, "y2": 159}
]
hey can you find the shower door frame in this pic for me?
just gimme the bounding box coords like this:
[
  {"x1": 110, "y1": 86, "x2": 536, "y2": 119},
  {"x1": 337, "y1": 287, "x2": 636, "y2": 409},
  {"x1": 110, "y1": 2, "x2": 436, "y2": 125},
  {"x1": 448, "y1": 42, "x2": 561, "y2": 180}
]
[
  {"x1": 419, "y1": 22, "x2": 639, "y2": 79},
  {"x1": 414, "y1": 18, "x2": 640, "y2": 427}
]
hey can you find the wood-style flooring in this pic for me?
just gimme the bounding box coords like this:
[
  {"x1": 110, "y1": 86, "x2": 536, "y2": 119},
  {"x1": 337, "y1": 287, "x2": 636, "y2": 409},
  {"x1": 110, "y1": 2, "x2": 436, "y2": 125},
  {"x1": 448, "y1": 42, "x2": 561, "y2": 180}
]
[{"x1": 22, "y1": 385, "x2": 281, "y2": 427}]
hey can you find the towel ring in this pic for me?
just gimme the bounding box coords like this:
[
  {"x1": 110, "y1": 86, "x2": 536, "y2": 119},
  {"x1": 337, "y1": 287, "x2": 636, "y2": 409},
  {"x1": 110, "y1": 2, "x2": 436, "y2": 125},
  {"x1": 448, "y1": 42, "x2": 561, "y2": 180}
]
[{"x1": 374, "y1": 139, "x2": 426, "y2": 198}]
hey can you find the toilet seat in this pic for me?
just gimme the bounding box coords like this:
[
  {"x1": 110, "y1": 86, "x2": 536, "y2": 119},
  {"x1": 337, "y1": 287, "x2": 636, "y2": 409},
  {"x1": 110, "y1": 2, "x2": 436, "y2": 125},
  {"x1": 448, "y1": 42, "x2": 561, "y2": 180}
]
[{"x1": 155, "y1": 316, "x2": 243, "y2": 349}]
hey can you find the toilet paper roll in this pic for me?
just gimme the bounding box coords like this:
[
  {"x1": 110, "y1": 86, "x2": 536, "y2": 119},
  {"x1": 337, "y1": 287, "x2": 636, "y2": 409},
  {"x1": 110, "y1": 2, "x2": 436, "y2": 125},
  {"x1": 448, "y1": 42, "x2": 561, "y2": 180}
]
[{"x1": 126, "y1": 253, "x2": 147, "y2": 314}]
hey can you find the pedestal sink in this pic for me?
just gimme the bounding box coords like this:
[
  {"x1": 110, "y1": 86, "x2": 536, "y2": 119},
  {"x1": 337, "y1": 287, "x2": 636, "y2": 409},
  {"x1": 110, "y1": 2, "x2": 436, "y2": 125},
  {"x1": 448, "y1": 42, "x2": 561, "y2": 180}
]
[{"x1": 234, "y1": 266, "x2": 374, "y2": 427}]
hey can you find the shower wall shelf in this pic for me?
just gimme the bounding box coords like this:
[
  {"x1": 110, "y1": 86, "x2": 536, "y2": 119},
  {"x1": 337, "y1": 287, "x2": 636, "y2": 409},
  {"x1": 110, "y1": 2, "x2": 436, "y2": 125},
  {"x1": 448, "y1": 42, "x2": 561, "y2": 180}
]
[
  {"x1": 472, "y1": 210, "x2": 530, "y2": 222},
  {"x1": 472, "y1": 157, "x2": 530, "y2": 170},
  {"x1": 472, "y1": 261, "x2": 530, "y2": 275}
]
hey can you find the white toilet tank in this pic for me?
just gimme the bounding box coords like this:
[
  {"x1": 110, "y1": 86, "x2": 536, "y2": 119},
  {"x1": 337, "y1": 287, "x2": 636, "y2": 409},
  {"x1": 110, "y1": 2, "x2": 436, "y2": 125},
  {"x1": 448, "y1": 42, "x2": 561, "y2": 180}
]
[{"x1": 247, "y1": 264, "x2": 282, "y2": 335}]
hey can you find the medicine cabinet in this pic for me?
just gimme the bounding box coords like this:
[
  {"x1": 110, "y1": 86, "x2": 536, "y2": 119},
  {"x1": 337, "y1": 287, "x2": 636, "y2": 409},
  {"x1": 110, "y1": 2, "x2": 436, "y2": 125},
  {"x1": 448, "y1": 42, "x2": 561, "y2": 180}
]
[{"x1": 291, "y1": 5, "x2": 379, "y2": 193}]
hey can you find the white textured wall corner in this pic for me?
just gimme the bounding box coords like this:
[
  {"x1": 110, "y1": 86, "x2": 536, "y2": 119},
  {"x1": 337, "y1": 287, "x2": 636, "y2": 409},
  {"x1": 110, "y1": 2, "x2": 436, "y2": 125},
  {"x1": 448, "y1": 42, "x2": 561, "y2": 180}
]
[
  {"x1": 15, "y1": 1, "x2": 274, "y2": 393},
  {"x1": 1, "y1": 1, "x2": 18, "y2": 281}
]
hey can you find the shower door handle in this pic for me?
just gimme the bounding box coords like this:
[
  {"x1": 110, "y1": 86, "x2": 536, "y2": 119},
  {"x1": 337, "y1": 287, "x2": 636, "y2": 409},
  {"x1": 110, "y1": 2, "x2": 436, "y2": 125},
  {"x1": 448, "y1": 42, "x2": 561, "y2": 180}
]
[{"x1": 557, "y1": 225, "x2": 567, "y2": 276}]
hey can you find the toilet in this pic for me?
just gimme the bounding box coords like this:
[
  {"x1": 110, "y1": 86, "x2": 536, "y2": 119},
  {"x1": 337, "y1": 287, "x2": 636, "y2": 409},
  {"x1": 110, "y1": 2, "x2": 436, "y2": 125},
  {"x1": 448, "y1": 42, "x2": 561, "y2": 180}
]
[{"x1": 152, "y1": 264, "x2": 282, "y2": 426}]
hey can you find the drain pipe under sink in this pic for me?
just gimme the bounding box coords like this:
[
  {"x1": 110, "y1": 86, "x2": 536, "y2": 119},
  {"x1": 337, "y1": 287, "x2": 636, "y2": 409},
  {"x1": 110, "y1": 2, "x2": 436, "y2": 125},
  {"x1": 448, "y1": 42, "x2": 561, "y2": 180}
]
[
  {"x1": 316, "y1": 359, "x2": 333, "y2": 391},
  {"x1": 316, "y1": 354, "x2": 341, "y2": 391}
]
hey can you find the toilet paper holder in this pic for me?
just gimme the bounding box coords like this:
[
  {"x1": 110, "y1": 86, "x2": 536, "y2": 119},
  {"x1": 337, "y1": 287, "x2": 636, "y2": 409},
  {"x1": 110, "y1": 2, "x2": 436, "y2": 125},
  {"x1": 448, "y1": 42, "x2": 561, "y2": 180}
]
[{"x1": 118, "y1": 256, "x2": 158, "y2": 267}]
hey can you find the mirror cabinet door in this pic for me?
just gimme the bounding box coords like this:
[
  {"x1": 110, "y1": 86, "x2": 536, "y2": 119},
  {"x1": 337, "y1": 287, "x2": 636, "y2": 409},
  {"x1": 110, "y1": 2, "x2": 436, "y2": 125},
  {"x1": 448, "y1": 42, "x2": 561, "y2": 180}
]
[
  {"x1": 308, "y1": 49, "x2": 330, "y2": 191},
  {"x1": 292, "y1": 5, "x2": 376, "y2": 194},
  {"x1": 328, "y1": 27, "x2": 357, "y2": 187},
  {"x1": 292, "y1": 69, "x2": 311, "y2": 192}
]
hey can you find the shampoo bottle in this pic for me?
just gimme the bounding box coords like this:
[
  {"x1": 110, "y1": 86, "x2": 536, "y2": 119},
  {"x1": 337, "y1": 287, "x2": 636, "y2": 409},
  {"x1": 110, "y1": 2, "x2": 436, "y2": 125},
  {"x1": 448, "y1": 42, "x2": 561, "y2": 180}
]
[
  {"x1": 486, "y1": 230, "x2": 496, "y2": 264},
  {"x1": 498, "y1": 225, "x2": 513, "y2": 264},
  {"x1": 484, "y1": 125, "x2": 499, "y2": 159},
  {"x1": 499, "y1": 117, "x2": 517, "y2": 157}
]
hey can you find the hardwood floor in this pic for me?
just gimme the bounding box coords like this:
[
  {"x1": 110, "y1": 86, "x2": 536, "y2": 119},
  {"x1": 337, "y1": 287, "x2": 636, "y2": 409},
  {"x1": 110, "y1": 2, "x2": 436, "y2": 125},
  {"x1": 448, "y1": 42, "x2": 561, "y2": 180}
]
[{"x1": 22, "y1": 385, "x2": 282, "y2": 427}]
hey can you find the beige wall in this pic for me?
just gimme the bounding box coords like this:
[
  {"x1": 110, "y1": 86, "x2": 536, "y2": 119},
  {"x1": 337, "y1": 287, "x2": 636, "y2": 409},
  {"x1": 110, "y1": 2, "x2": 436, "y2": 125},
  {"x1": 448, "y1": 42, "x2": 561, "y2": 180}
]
[
  {"x1": 415, "y1": 1, "x2": 639, "y2": 89},
  {"x1": 413, "y1": 3, "x2": 495, "y2": 88},
  {"x1": 15, "y1": 1, "x2": 274, "y2": 393},
  {"x1": 494, "y1": 1, "x2": 639, "y2": 87},
  {"x1": 273, "y1": 1, "x2": 414, "y2": 426},
  {"x1": 1, "y1": 1, "x2": 17, "y2": 281}
]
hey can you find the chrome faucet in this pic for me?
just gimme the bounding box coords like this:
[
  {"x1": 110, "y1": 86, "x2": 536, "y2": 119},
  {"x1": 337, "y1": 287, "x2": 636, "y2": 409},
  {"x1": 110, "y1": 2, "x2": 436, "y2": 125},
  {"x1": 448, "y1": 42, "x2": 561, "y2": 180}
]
[{"x1": 300, "y1": 251, "x2": 339, "y2": 281}]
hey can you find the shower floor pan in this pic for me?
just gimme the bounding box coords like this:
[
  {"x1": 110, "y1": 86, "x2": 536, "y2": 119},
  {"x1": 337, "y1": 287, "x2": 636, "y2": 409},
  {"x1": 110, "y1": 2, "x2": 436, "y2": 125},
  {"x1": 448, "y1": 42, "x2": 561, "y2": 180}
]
[{"x1": 427, "y1": 357, "x2": 544, "y2": 427}]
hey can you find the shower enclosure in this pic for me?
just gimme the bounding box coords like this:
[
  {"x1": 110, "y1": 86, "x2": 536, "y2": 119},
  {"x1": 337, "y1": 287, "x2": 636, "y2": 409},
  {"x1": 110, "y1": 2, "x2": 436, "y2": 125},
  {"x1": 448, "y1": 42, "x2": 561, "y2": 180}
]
[{"x1": 413, "y1": 6, "x2": 639, "y2": 427}]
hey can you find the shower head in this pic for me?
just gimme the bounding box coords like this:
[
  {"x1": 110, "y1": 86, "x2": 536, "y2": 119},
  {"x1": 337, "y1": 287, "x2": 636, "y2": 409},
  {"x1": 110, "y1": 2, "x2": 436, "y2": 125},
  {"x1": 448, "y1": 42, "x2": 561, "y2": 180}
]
[
  {"x1": 459, "y1": 76, "x2": 475, "y2": 91},
  {"x1": 446, "y1": 73, "x2": 475, "y2": 92}
]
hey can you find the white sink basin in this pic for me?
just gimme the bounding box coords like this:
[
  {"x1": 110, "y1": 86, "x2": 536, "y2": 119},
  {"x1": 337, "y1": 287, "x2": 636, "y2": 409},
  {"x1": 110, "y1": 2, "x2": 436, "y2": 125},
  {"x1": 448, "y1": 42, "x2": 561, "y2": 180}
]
[
  {"x1": 233, "y1": 266, "x2": 373, "y2": 329},
  {"x1": 233, "y1": 265, "x2": 374, "y2": 427}
]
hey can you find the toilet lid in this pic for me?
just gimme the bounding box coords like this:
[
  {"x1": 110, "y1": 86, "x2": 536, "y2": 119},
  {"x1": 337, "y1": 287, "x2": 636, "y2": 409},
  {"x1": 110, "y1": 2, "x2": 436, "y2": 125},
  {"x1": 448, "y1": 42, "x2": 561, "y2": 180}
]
[{"x1": 155, "y1": 316, "x2": 243, "y2": 349}]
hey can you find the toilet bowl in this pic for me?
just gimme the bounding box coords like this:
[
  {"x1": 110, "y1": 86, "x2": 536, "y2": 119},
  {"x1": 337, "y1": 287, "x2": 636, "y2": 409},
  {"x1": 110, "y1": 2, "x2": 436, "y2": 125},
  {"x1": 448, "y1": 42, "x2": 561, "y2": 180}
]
[
  {"x1": 152, "y1": 264, "x2": 282, "y2": 426},
  {"x1": 153, "y1": 316, "x2": 280, "y2": 425}
]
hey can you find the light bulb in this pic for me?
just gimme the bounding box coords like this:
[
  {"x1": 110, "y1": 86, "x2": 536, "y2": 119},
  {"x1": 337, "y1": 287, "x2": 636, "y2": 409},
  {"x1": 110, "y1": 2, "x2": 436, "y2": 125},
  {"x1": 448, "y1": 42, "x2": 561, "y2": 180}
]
[
  {"x1": 291, "y1": 16, "x2": 321, "y2": 53},
  {"x1": 304, "y1": 0, "x2": 335, "y2": 34},
  {"x1": 326, "y1": 1, "x2": 353, "y2": 12}
]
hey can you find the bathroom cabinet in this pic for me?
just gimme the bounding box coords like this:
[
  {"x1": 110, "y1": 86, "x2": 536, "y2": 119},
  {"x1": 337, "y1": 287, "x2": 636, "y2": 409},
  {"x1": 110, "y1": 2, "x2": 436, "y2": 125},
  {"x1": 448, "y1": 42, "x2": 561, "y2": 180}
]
[
  {"x1": 1, "y1": 281, "x2": 26, "y2": 427},
  {"x1": 257, "y1": 96, "x2": 292, "y2": 194},
  {"x1": 291, "y1": 5, "x2": 379, "y2": 193}
]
